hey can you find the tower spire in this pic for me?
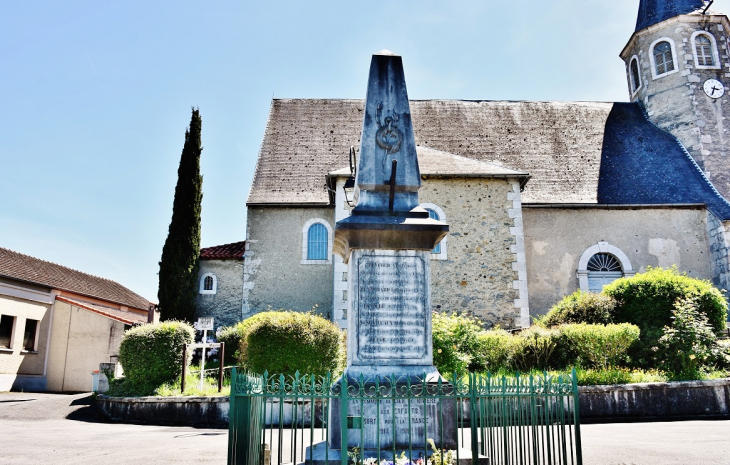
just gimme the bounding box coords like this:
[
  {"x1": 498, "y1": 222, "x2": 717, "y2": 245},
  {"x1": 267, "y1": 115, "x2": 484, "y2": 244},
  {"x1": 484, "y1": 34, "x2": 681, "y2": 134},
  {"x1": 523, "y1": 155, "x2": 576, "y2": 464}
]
[{"x1": 635, "y1": 0, "x2": 706, "y2": 32}]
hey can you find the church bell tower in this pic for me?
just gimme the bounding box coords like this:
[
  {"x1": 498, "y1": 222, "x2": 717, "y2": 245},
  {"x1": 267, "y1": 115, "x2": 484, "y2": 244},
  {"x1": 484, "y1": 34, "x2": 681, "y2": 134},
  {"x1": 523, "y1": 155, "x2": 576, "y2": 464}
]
[{"x1": 621, "y1": 0, "x2": 730, "y2": 199}]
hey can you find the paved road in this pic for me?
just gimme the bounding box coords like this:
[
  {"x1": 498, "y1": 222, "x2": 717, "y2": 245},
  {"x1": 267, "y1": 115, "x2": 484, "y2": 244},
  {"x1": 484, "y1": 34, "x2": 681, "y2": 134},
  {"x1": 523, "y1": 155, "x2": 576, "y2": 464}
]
[{"x1": 0, "y1": 392, "x2": 728, "y2": 464}]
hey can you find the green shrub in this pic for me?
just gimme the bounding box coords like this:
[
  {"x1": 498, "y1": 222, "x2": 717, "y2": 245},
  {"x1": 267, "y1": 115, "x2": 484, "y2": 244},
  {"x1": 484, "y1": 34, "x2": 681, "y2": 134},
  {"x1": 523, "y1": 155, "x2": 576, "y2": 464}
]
[
  {"x1": 713, "y1": 339, "x2": 730, "y2": 370},
  {"x1": 241, "y1": 311, "x2": 341, "y2": 376},
  {"x1": 472, "y1": 329, "x2": 515, "y2": 372},
  {"x1": 511, "y1": 326, "x2": 560, "y2": 371},
  {"x1": 575, "y1": 367, "x2": 666, "y2": 386},
  {"x1": 217, "y1": 317, "x2": 265, "y2": 366},
  {"x1": 658, "y1": 299, "x2": 718, "y2": 380},
  {"x1": 603, "y1": 267, "x2": 727, "y2": 368},
  {"x1": 118, "y1": 321, "x2": 195, "y2": 393},
  {"x1": 537, "y1": 291, "x2": 616, "y2": 327},
  {"x1": 432, "y1": 312, "x2": 484, "y2": 376},
  {"x1": 558, "y1": 323, "x2": 640, "y2": 369}
]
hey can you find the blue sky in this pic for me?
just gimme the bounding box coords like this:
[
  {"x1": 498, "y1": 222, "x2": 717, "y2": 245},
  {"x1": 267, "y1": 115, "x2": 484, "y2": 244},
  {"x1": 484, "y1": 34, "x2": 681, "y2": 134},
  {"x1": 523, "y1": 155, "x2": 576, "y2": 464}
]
[{"x1": 2, "y1": 0, "x2": 728, "y2": 301}]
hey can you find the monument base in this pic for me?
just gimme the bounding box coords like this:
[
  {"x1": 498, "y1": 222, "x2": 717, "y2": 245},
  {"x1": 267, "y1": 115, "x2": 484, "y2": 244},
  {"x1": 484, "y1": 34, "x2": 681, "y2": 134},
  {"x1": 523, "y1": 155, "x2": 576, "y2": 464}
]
[
  {"x1": 328, "y1": 377, "x2": 458, "y2": 451},
  {"x1": 300, "y1": 442, "x2": 489, "y2": 465}
]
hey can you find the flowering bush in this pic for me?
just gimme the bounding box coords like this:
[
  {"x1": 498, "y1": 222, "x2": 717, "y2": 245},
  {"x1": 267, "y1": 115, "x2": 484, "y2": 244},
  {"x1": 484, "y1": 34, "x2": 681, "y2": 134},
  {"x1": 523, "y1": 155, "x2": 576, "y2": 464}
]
[{"x1": 658, "y1": 298, "x2": 718, "y2": 380}]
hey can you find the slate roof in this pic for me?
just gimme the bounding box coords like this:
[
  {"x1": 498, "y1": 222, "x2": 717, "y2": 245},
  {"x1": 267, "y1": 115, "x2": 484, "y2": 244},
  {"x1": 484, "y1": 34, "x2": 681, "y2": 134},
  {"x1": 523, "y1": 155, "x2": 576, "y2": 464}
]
[
  {"x1": 248, "y1": 99, "x2": 612, "y2": 206},
  {"x1": 635, "y1": 0, "x2": 707, "y2": 32},
  {"x1": 598, "y1": 102, "x2": 730, "y2": 220},
  {"x1": 329, "y1": 146, "x2": 530, "y2": 183},
  {"x1": 200, "y1": 241, "x2": 246, "y2": 260},
  {"x1": 0, "y1": 247, "x2": 151, "y2": 311},
  {"x1": 56, "y1": 296, "x2": 148, "y2": 325}
]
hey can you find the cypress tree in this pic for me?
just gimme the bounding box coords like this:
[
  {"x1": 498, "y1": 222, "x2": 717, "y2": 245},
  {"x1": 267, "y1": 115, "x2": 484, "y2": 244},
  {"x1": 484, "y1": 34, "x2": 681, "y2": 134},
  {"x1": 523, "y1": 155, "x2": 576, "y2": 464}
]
[{"x1": 158, "y1": 108, "x2": 203, "y2": 322}]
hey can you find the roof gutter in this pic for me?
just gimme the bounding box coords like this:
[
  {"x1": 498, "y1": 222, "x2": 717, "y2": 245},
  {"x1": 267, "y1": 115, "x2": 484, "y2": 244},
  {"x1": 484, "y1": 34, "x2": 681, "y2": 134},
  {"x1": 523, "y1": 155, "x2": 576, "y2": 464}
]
[{"x1": 523, "y1": 202, "x2": 706, "y2": 209}]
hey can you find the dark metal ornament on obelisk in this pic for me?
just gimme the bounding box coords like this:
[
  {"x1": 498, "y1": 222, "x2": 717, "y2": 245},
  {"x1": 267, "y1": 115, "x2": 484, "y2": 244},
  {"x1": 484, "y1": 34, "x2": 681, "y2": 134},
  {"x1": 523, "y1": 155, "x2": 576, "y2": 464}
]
[{"x1": 328, "y1": 50, "x2": 453, "y2": 451}]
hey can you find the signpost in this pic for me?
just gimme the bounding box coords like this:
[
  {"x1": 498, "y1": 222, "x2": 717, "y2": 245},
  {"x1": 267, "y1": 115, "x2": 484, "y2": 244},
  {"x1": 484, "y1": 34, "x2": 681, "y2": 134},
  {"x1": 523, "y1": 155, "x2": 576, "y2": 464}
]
[{"x1": 180, "y1": 317, "x2": 225, "y2": 393}]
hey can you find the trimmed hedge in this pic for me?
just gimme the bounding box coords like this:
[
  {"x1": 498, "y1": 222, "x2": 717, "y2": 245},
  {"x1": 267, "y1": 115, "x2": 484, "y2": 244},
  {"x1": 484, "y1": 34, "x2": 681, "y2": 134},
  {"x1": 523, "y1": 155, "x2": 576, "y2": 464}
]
[
  {"x1": 472, "y1": 329, "x2": 515, "y2": 372},
  {"x1": 240, "y1": 311, "x2": 341, "y2": 376},
  {"x1": 118, "y1": 321, "x2": 195, "y2": 392},
  {"x1": 538, "y1": 291, "x2": 616, "y2": 327},
  {"x1": 511, "y1": 326, "x2": 561, "y2": 371},
  {"x1": 603, "y1": 267, "x2": 727, "y2": 367},
  {"x1": 217, "y1": 315, "x2": 267, "y2": 366},
  {"x1": 559, "y1": 323, "x2": 640, "y2": 369}
]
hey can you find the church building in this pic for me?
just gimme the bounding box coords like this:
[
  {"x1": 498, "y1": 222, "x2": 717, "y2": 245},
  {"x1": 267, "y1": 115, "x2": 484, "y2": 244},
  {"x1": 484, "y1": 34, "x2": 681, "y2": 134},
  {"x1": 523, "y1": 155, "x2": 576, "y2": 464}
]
[{"x1": 197, "y1": 0, "x2": 730, "y2": 330}]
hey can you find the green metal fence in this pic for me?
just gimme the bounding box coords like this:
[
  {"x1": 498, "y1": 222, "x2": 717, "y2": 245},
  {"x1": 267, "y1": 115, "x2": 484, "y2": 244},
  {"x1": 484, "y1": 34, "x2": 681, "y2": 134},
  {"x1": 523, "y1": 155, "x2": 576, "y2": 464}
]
[{"x1": 228, "y1": 369, "x2": 582, "y2": 465}]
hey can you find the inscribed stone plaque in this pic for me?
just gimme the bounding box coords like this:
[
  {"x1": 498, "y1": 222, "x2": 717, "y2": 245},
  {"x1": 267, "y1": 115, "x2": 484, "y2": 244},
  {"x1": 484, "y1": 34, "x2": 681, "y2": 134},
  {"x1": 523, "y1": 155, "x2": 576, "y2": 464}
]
[
  {"x1": 356, "y1": 255, "x2": 427, "y2": 361},
  {"x1": 346, "y1": 396, "x2": 456, "y2": 449}
]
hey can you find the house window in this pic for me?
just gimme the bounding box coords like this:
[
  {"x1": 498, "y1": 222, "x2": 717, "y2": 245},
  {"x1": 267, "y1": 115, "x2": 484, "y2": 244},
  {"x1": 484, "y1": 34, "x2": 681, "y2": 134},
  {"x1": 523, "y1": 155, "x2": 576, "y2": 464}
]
[
  {"x1": 23, "y1": 319, "x2": 39, "y2": 352},
  {"x1": 301, "y1": 218, "x2": 333, "y2": 264},
  {"x1": 586, "y1": 253, "x2": 623, "y2": 293},
  {"x1": 577, "y1": 242, "x2": 635, "y2": 293},
  {"x1": 629, "y1": 56, "x2": 641, "y2": 94},
  {"x1": 692, "y1": 32, "x2": 720, "y2": 69},
  {"x1": 653, "y1": 41, "x2": 674, "y2": 76},
  {"x1": 0, "y1": 315, "x2": 15, "y2": 349},
  {"x1": 307, "y1": 223, "x2": 328, "y2": 260},
  {"x1": 420, "y1": 203, "x2": 447, "y2": 260},
  {"x1": 199, "y1": 273, "x2": 217, "y2": 294}
]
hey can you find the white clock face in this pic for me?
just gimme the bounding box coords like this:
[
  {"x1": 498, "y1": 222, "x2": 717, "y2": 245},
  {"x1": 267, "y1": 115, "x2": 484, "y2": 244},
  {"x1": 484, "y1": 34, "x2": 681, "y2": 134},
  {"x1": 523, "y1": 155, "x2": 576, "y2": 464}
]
[{"x1": 703, "y1": 79, "x2": 725, "y2": 98}]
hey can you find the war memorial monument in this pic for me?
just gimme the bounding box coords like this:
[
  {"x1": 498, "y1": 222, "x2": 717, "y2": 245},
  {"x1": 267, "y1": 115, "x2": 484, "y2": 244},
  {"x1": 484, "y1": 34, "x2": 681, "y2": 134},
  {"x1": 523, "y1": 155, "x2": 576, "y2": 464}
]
[{"x1": 328, "y1": 50, "x2": 454, "y2": 452}]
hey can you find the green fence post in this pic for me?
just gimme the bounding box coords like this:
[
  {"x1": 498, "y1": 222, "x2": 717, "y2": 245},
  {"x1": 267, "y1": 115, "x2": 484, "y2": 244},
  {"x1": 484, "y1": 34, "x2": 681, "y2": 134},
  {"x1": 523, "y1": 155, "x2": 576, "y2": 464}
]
[
  {"x1": 469, "y1": 372, "x2": 478, "y2": 465},
  {"x1": 572, "y1": 368, "x2": 583, "y2": 465},
  {"x1": 228, "y1": 367, "x2": 237, "y2": 465},
  {"x1": 340, "y1": 375, "x2": 349, "y2": 465}
]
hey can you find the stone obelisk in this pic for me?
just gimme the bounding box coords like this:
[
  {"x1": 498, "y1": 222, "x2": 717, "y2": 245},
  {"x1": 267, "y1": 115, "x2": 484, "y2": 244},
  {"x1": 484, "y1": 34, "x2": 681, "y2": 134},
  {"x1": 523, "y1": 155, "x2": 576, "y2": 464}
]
[{"x1": 330, "y1": 50, "x2": 452, "y2": 450}]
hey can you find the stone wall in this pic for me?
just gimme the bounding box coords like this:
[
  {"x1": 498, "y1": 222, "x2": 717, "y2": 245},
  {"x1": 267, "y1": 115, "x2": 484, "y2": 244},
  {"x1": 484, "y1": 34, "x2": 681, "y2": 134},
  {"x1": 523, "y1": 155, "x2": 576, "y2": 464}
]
[
  {"x1": 419, "y1": 177, "x2": 524, "y2": 329},
  {"x1": 523, "y1": 206, "x2": 712, "y2": 316},
  {"x1": 623, "y1": 14, "x2": 730, "y2": 199},
  {"x1": 706, "y1": 210, "x2": 730, "y2": 297},
  {"x1": 195, "y1": 259, "x2": 244, "y2": 329},
  {"x1": 244, "y1": 207, "x2": 335, "y2": 319}
]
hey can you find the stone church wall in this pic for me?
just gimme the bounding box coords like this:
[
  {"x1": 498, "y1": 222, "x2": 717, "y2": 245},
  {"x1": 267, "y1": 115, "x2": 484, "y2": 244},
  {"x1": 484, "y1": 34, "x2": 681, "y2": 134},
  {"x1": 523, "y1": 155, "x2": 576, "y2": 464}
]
[
  {"x1": 419, "y1": 177, "x2": 525, "y2": 329},
  {"x1": 244, "y1": 207, "x2": 335, "y2": 319},
  {"x1": 706, "y1": 210, "x2": 730, "y2": 297},
  {"x1": 195, "y1": 259, "x2": 245, "y2": 328},
  {"x1": 523, "y1": 206, "x2": 712, "y2": 317}
]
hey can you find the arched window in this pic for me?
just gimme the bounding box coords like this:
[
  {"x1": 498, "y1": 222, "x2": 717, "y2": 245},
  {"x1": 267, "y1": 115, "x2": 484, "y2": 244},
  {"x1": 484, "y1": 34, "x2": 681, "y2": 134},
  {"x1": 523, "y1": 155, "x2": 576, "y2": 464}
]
[
  {"x1": 653, "y1": 41, "x2": 675, "y2": 76},
  {"x1": 577, "y1": 242, "x2": 635, "y2": 293},
  {"x1": 629, "y1": 56, "x2": 641, "y2": 94},
  {"x1": 307, "y1": 223, "x2": 328, "y2": 260},
  {"x1": 695, "y1": 35, "x2": 714, "y2": 66},
  {"x1": 199, "y1": 273, "x2": 217, "y2": 295},
  {"x1": 692, "y1": 32, "x2": 720, "y2": 69},
  {"x1": 586, "y1": 253, "x2": 623, "y2": 292},
  {"x1": 301, "y1": 218, "x2": 333, "y2": 264},
  {"x1": 420, "y1": 203, "x2": 447, "y2": 260},
  {"x1": 425, "y1": 209, "x2": 441, "y2": 254}
]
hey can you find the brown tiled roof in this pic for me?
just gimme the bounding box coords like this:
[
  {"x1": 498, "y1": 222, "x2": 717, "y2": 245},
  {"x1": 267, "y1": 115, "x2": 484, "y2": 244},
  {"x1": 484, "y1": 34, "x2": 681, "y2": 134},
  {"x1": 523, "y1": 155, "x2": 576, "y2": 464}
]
[
  {"x1": 56, "y1": 296, "x2": 148, "y2": 325},
  {"x1": 200, "y1": 241, "x2": 246, "y2": 260},
  {"x1": 0, "y1": 247, "x2": 150, "y2": 311},
  {"x1": 247, "y1": 99, "x2": 612, "y2": 206}
]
